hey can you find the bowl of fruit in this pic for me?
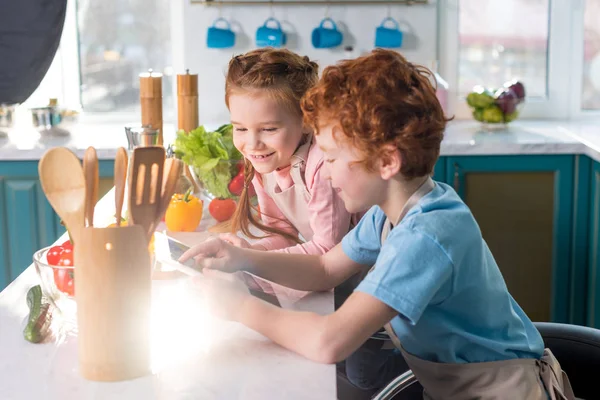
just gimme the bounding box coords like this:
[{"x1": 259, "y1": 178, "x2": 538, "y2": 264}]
[
  {"x1": 32, "y1": 240, "x2": 76, "y2": 319},
  {"x1": 466, "y1": 80, "x2": 526, "y2": 131}
]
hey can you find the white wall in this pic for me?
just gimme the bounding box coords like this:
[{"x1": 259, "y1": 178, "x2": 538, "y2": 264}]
[{"x1": 172, "y1": 0, "x2": 439, "y2": 125}]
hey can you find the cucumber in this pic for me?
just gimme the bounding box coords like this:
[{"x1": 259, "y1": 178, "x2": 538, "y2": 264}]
[{"x1": 23, "y1": 285, "x2": 53, "y2": 343}]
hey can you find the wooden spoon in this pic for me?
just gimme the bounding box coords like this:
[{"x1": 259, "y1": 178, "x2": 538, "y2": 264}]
[
  {"x1": 83, "y1": 147, "x2": 99, "y2": 227},
  {"x1": 39, "y1": 147, "x2": 86, "y2": 243},
  {"x1": 157, "y1": 158, "x2": 182, "y2": 223},
  {"x1": 114, "y1": 147, "x2": 128, "y2": 227}
]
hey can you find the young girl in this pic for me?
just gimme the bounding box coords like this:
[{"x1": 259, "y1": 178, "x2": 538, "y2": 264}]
[
  {"x1": 181, "y1": 50, "x2": 574, "y2": 399},
  {"x1": 222, "y1": 48, "x2": 361, "y2": 258}
]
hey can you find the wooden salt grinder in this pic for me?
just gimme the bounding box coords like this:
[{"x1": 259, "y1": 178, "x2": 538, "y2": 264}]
[
  {"x1": 139, "y1": 69, "x2": 163, "y2": 146},
  {"x1": 177, "y1": 69, "x2": 199, "y2": 133}
]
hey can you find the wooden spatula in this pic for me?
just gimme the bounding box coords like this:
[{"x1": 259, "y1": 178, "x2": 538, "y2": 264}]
[
  {"x1": 39, "y1": 148, "x2": 86, "y2": 243},
  {"x1": 128, "y1": 147, "x2": 165, "y2": 242},
  {"x1": 83, "y1": 147, "x2": 99, "y2": 227},
  {"x1": 157, "y1": 158, "x2": 183, "y2": 221},
  {"x1": 114, "y1": 147, "x2": 128, "y2": 226}
]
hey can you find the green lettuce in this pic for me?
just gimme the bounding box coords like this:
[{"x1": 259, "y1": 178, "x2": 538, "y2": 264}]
[{"x1": 174, "y1": 124, "x2": 242, "y2": 199}]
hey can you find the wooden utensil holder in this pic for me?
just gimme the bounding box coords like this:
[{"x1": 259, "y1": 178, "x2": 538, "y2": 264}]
[{"x1": 74, "y1": 225, "x2": 152, "y2": 381}]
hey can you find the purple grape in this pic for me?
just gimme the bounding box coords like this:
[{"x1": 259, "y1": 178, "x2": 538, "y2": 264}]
[
  {"x1": 504, "y1": 80, "x2": 526, "y2": 102},
  {"x1": 494, "y1": 88, "x2": 518, "y2": 115}
]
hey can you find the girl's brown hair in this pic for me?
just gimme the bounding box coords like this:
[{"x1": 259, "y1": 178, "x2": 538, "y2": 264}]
[
  {"x1": 225, "y1": 48, "x2": 319, "y2": 242},
  {"x1": 301, "y1": 49, "x2": 452, "y2": 179}
]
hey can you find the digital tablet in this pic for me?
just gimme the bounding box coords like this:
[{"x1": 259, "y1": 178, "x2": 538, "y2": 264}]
[{"x1": 153, "y1": 232, "x2": 281, "y2": 307}]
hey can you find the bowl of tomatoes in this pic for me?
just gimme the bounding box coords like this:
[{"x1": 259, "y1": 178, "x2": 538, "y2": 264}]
[{"x1": 33, "y1": 240, "x2": 76, "y2": 317}]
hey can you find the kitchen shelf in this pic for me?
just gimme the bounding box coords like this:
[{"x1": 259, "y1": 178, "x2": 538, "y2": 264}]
[{"x1": 194, "y1": 0, "x2": 427, "y2": 5}]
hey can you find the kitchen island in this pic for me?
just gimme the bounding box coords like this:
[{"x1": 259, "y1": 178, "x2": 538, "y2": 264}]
[
  {"x1": 0, "y1": 189, "x2": 336, "y2": 400},
  {"x1": 4, "y1": 117, "x2": 600, "y2": 399}
]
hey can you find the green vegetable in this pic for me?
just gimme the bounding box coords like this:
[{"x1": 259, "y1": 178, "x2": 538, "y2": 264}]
[
  {"x1": 23, "y1": 285, "x2": 53, "y2": 343},
  {"x1": 174, "y1": 124, "x2": 242, "y2": 199}
]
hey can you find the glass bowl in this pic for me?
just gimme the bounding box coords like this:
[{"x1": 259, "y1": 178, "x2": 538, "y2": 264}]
[
  {"x1": 188, "y1": 159, "x2": 244, "y2": 201},
  {"x1": 32, "y1": 246, "x2": 77, "y2": 321},
  {"x1": 466, "y1": 87, "x2": 525, "y2": 132}
]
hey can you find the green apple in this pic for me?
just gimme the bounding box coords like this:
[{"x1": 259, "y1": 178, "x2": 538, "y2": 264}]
[
  {"x1": 482, "y1": 106, "x2": 504, "y2": 123},
  {"x1": 466, "y1": 85, "x2": 496, "y2": 109},
  {"x1": 472, "y1": 108, "x2": 485, "y2": 122},
  {"x1": 505, "y1": 110, "x2": 520, "y2": 123}
]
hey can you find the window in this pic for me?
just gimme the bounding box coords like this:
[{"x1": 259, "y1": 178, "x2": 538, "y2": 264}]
[
  {"x1": 583, "y1": 0, "x2": 600, "y2": 110},
  {"x1": 440, "y1": 0, "x2": 588, "y2": 119},
  {"x1": 24, "y1": 0, "x2": 174, "y2": 121},
  {"x1": 458, "y1": 0, "x2": 549, "y2": 99},
  {"x1": 77, "y1": 0, "x2": 173, "y2": 114}
]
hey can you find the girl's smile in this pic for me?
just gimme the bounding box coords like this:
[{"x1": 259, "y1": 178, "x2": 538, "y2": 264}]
[{"x1": 247, "y1": 151, "x2": 276, "y2": 162}]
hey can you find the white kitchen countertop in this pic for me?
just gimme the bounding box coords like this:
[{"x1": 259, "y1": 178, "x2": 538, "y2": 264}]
[
  {"x1": 0, "y1": 189, "x2": 336, "y2": 400},
  {"x1": 2, "y1": 118, "x2": 600, "y2": 161}
]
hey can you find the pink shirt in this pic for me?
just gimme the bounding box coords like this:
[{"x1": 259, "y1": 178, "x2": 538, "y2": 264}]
[{"x1": 252, "y1": 143, "x2": 358, "y2": 255}]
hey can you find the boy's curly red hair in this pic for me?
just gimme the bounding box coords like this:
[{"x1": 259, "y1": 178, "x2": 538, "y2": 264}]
[{"x1": 301, "y1": 49, "x2": 450, "y2": 179}]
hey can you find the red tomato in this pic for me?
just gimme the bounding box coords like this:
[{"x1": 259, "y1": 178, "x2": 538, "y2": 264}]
[
  {"x1": 236, "y1": 161, "x2": 245, "y2": 175},
  {"x1": 53, "y1": 268, "x2": 74, "y2": 297},
  {"x1": 209, "y1": 198, "x2": 237, "y2": 222},
  {"x1": 54, "y1": 248, "x2": 75, "y2": 296},
  {"x1": 61, "y1": 240, "x2": 73, "y2": 250},
  {"x1": 47, "y1": 246, "x2": 64, "y2": 266},
  {"x1": 58, "y1": 248, "x2": 74, "y2": 267},
  {"x1": 228, "y1": 174, "x2": 244, "y2": 196}
]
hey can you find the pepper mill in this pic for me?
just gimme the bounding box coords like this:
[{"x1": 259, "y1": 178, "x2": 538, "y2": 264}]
[
  {"x1": 139, "y1": 69, "x2": 163, "y2": 146},
  {"x1": 177, "y1": 69, "x2": 199, "y2": 133}
]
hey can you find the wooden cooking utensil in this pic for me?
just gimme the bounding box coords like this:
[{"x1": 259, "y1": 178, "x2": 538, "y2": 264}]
[
  {"x1": 156, "y1": 158, "x2": 182, "y2": 224},
  {"x1": 38, "y1": 147, "x2": 86, "y2": 243},
  {"x1": 114, "y1": 147, "x2": 128, "y2": 227},
  {"x1": 128, "y1": 146, "x2": 165, "y2": 241},
  {"x1": 83, "y1": 147, "x2": 99, "y2": 227}
]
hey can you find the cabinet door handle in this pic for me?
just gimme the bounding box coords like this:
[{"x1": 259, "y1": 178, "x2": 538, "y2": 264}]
[{"x1": 453, "y1": 162, "x2": 460, "y2": 192}]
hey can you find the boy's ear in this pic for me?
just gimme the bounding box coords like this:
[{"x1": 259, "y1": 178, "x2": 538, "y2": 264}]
[{"x1": 379, "y1": 144, "x2": 402, "y2": 180}]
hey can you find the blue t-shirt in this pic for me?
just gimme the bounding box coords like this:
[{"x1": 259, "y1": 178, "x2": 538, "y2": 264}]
[{"x1": 342, "y1": 181, "x2": 544, "y2": 363}]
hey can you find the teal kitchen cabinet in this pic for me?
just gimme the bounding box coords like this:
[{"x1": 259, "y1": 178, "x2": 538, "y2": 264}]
[
  {"x1": 588, "y1": 160, "x2": 600, "y2": 328},
  {"x1": 0, "y1": 160, "x2": 114, "y2": 291},
  {"x1": 433, "y1": 156, "x2": 446, "y2": 183},
  {"x1": 446, "y1": 155, "x2": 575, "y2": 324}
]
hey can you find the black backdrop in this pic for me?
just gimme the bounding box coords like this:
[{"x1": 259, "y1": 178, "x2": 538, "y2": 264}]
[{"x1": 0, "y1": 0, "x2": 67, "y2": 104}]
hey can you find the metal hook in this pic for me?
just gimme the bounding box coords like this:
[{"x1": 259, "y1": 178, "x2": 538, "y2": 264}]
[
  {"x1": 387, "y1": 4, "x2": 391, "y2": 18},
  {"x1": 218, "y1": 0, "x2": 223, "y2": 17},
  {"x1": 325, "y1": 1, "x2": 330, "y2": 18},
  {"x1": 269, "y1": 0, "x2": 274, "y2": 17}
]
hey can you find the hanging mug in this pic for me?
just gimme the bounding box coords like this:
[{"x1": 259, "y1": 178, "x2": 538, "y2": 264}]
[
  {"x1": 311, "y1": 18, "x2": 343, "y2": 49},
  {"x1": 256, "y1": 17, "x2": 287, "y2": 48},
  {"x1": 375, "y1": 17, "x2": 403, "y2": 49},
  {"x1": 207, "y1": 18, "x2": 236, "y2": 49}
]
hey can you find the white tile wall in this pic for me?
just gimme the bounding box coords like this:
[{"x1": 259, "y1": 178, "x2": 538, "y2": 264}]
[{"x1": 171, "y1": 0, "x2": 439, "y2": 124}]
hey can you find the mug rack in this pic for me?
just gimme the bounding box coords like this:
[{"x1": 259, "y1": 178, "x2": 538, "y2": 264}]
[{"x1": 194, "y1": 0, "x2": 428, "y2": 5}]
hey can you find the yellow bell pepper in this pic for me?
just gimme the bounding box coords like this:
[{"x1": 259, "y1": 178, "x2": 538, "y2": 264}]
[{"x1": 165, "y1": 188, "x2": 203, "y2": 232}]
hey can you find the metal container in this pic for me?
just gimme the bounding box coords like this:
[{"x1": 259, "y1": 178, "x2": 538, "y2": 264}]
[
  {"x1": 31, "y1": 106, "x2": 62, "y2": 131},
  {"x1": 0, "y1": 104, "x2": 16, "y2": 128},
  {"x1": 124, "y1": 125, "x2": 160, "y2": 151}
]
